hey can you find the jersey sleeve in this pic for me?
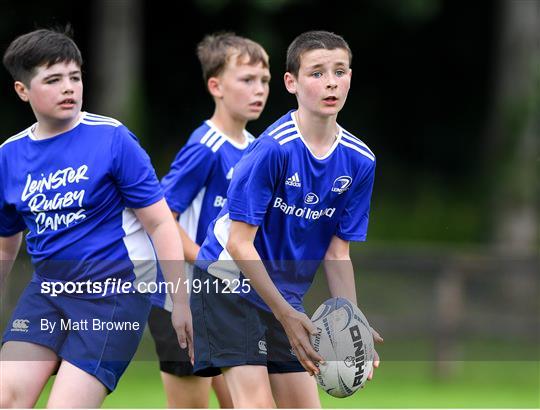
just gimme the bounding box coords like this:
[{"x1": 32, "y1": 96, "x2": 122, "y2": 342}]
[
  {"x1": 336, "y1": 160, "x2": 376, "y2": 242},
  {"x1": 111, "y1": 126, "x2": 163, "y2": 208},
  {"x1": 0, "y1": 175, "x2": 25, "y2": 236},
  {"x1": 161, "y1": 143, "x2": 216, "y2": 214},
  {"x1": 227, "y1": 138, "x2": 283, "y2": 226}
]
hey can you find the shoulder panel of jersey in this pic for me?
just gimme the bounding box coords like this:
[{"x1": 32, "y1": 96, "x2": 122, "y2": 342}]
[
  {"x1": 186, "y1": 121, "x2": 224, "y2": 153},
  {"x1": 338, "y1": 127, "x2": 375, "y2": 162},
  {"x1": 263, "y1": 110, "x2": 300, "y2": 147},
  {"x1": 0, "y1": 126, "x2": 32, "y2": 149},
  {"x1": 194, "y1": 120, "x2": 254, "y2": 153},
  {"x1": 80, "y1": 112, "x2": 123, "y2": 128}
]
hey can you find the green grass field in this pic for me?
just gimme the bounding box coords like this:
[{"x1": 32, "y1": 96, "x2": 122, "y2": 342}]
[{"x1": 35, "y1": 360, "x2": 539, "y2": 408}]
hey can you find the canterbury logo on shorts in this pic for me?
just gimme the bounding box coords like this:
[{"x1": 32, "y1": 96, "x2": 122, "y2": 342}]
[{"x1": 11, "y1": 319, "x2": 30, "y2": 332}]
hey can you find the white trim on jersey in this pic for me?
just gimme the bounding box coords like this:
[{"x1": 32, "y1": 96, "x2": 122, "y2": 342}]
[
  {"x1": 269, "y1": 120, "x2": 295, "y2": 137},
  {"x1": 205, "y1": 131, "x2": 222, "y2": 149},
  {"x1": 206, "y1": 213, "x2": 241, "y2": 281},
  {"x1": 341, "y1": 130, "x2": 374, "y2": 156},
  {"x1": 244, "y1": 130, "x2": 256, "y2": 143},
  {"x1": 339, "y1": 139, "x2": 375, "y2": 161},
  {"x1": 205, "y1": 120, "x2": 251, "y2": 150},
  {"x1": 27, "y1": 112, "x2": 86, "y2": 140},
  {"x1": 1, "y1": 127, "x2": 31, "y2": 148},
  {"x1": 80, "y1": 119, "x2": 122, "y2": 128},
  {"x1": 211, "y1": 135, "x2": 227, "y2": 153},
  {"x1": 273, "y1": 127, "x2": 298, "y2": 141},
  {"x1": 84, "y1": 112, "x2": 122, "y2": 126},
  {"x1": 166, "y1": 187, "x2": 207, "y2": 311},
  {"x1": 289, "y1": 111, "x2": 341, "y2": 160},
  {"x1": 179, "y1": 187, "x2": 206, "y2": 243},
  {"x1": 278, "y1": 134, "x2": 300, "y2": 146},
  {"x1": 121, "y1": 208, "x2": 158, "y2": 289},
  {"x1": 200, "y1": 128, "x2": 216, "y2": 145}
]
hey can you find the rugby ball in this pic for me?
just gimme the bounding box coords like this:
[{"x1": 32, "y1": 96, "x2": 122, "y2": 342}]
[{"x1": 310, "y1": 297, "x2": 374, "y2": 398}]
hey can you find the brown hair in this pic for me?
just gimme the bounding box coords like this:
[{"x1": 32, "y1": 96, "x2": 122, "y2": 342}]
[
  {"x1": 3, "y1": 27, "x2": 83, "y2": 86},
  {"x1": 196, "y1": 32, "x2": 269, "y2": 83},
  {"x1": 286, "y1": 30, "x2": 352, "y2": 77}
]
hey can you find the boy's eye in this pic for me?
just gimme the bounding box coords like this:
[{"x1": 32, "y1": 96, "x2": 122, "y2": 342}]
[
  {"x1": 46, "y1": 78, "x2": 59, "y2": 84},
  {"x1": 311, "y1": 72, "x2": 322, "y2": 78},
  {"x1": 336, "y1": 70, "x2": 346, "y2": 77},
  {"x1": 71, "y1": 76, "x2": 81, "y2": 82}
]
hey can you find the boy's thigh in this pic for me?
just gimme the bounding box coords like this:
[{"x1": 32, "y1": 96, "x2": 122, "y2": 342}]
[
  {"x1": 262, "y1": 310, "x2": 319, "y2": 406},
  {"x1": 269, "y1": 371, "x2": 321, "y2": 408},
  {"x1": 191, "y1": 267, "x2": 267, "y2": 376},
  {"x1": 0, "y1": 341, "x2": 59, "y2": 408},
  {"x1": 57, "y1": 291, "x2": 151, "y2": 392},
  {"x1": 147, "y1": 305, "x2": 193, "y2": 376},
  {"x1": 223, "y1": 365, "x2": 274, "y2": 408},
  {"x1": 262, "y1": 309, "x2": 305, "y2": 374}
]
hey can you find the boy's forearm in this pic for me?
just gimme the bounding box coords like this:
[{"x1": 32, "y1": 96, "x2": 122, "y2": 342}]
[
  {"x1": 177, "y1": 222, "x2": 200, "y2": 264},
  {"x1": 229, "y1": 241, "x2": 291, "y2": 318},
  {"x1": 323, "y1": 257, "x2": 357, "y2": 304},
  {"x1": 0, "y1": 233, "x2": 23, "y2": 290},
  {"x1": 150, "y1": 221, "x2": 188, "y2": 304}
]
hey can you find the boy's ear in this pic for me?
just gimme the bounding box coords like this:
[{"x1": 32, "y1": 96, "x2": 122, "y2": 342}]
[
  {"x1": 284, "y1": 72, "x2": 297, "y2": 95},
  {"x1": 207, "y1": 77, "x2": 223, "y2": 98},
  {"x1": 14, "y1": 81, "x2": 29, "y2": 102}
]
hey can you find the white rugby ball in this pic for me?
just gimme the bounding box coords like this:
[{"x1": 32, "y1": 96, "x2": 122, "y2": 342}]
[{"x1": 310, "y1": 297, "x2": 374, "y2": 398}]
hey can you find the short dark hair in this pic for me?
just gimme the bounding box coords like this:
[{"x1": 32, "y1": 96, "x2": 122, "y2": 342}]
[
  {"x1": 286, "y1": 30, "x2": 352, "y2": 77},
  {"x1": 197, "y1": 32, "x2": 269, "y2": 83},
  {"x1": 3, "y1": 27, "x2": 83, "y2": 86}
]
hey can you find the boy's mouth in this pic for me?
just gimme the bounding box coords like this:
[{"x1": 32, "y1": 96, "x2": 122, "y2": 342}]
[
  {"x1": 323, "y1": 96, "x2": 338, "y2": 102},
  {"x1": 59, "y1": 98, "x2": 76, "y2": 105},
  {"x1": 249, "y1": 101, "x2": 264, "y2": 110}
]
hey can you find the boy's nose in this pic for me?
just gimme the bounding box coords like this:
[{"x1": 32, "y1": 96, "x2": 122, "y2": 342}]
[{"x1": 62, "y1": 79, "x2": 74, "y2": 94}]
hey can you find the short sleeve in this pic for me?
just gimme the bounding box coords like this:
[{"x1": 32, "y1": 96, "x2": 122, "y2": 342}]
[
  {"x1": 111, "y1": 126, "x2": 163, "y2": 208},
  {"x1": 336, "y1": 160, "x2": 376, "y2": 242},
  {"x1": 0, "y1": 177, "x2": 25, "y2": 236},
  {"x1": 161, "y1": 143, "x2": 216, "y2": 213},
  {"x1": 227, "y1": 138, "x2": 283, "y2": 226}
]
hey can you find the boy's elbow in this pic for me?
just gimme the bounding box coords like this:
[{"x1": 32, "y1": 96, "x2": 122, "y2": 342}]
[
  {"x1": 324, "y1": 248, "x2": 351, "y2": 261},
  {"x1": 226, "y1": 237, "x2": 240, "y2": 258}
]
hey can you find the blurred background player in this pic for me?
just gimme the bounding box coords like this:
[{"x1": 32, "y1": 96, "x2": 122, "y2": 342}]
[
  {"x1": 191, "y1": 30, "x2": 383, "y2": 408},
  {"x1": 0, "y1": 28, "x2": 191, "y2": 408},
  {"x1": 148, "y1": 32, "x2": 271, "y2": 408}
]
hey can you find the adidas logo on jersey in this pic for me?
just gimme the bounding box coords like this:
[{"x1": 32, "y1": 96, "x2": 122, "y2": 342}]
[{"x1": 285, "y1": 172, "x2": 301, "y2": 187}]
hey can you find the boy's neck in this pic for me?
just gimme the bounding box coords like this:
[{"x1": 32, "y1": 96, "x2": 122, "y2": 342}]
[
  {"x1": 33, "y1": 112, "x2": 83, "y2": 140},
  {"x1": 294, "y1": 108, "x2": 339, "y2": 153},
  {"x1": 210, "y1": 110, "x2": 247, "y2": 143}
]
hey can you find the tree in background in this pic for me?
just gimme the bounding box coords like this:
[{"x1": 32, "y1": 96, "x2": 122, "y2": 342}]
[
  {"x1": 485, "y1": 0, "x2": 539, "y2": 254},
  {"x1": 88, "y1": 0, "x2": 146, "y2": 139}
]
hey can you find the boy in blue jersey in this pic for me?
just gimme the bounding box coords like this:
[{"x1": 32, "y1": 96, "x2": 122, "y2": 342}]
[
  {"x1": 191, "y1": 30, "x2": 383, "y2": 407},
  {"x1": 148, "y1": 32, "x2": 270, "y2": 408},
  {"x1": 0, "y1": 28, "x2": 192, "y2": 408}
]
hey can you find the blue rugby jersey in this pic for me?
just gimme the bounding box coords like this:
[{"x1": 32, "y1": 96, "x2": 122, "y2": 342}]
[
  {"x1": 0, "y1": 112, "x2": 163, "y2": 296},
  {"x1": 196, "y1": 110, "x2": 376, "y2": 312},
  {"x1": 153, "y1": 120, "x2": 254, "y2": 310}
]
